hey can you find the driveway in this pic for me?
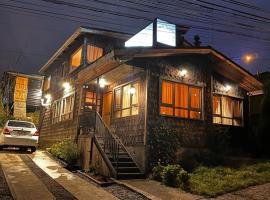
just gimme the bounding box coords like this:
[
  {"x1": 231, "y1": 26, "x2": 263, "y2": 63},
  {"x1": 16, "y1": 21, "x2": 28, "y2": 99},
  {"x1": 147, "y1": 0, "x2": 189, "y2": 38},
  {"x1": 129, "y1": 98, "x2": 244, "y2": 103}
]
[{"x1": 0, "y1": 149, "x2": 117, "y2": 200}]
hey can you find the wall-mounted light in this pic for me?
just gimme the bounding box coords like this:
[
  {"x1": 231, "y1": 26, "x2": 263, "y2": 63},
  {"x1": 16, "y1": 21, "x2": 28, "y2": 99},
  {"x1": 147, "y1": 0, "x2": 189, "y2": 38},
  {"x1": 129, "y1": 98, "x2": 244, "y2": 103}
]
[
  {"x1": 41, "y1": 94, "x2": 52, "y2": 107},
  {"x1": 63, "y1": 82, "x2": 71, "y2": 91},
  {"x1": 99, "y1": 78, "x2": 106, "y2": 88},
  {"x1": 179, "y1": 69, "x2": 187, "y2": 77},
  {"x1": 224, "y1": 85, "x2": 231, "y2": 92},
  {"x1": 128, "y1": 87, "x2": 136, "y2": 95}
]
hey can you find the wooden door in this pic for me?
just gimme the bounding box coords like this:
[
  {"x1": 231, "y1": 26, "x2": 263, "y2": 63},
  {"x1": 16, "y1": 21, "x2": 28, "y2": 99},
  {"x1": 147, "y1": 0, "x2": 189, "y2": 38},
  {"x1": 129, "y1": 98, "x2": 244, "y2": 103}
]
[{"x1": 102, "y1": 92, "x2": 112, "y2": 126}]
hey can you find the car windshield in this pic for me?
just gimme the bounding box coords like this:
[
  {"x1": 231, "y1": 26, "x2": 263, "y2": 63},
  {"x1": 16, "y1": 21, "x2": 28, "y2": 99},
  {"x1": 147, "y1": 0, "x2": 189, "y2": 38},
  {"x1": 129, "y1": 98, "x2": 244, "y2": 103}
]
[{"x1": 8, "y1": 121, "x2": 35, "y2": 128}]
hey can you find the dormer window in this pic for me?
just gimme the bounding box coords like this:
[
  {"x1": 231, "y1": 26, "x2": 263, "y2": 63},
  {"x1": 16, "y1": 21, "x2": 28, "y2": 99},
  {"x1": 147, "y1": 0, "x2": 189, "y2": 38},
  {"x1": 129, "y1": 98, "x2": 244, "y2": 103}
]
[
  {"x1": 125, "y1": 18, "x2": 176, "y2": 47},
  {"x1": 70, "y1": 46, "x2": 82, "y2": 71}
]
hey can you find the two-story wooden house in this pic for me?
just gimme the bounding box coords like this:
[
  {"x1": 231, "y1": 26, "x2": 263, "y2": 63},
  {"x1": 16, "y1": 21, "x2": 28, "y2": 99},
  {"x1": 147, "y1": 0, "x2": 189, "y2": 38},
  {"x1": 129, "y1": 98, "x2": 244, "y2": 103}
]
[{"x1": 39, "y1": 19, "x2": 263, "y2": 178}]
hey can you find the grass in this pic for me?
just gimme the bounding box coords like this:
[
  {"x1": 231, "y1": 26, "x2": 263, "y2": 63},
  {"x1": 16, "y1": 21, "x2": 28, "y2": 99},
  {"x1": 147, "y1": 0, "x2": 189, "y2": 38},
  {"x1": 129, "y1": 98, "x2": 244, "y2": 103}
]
[{"x1": 188, "y1": 162, "x2": 270, "y2": 197}]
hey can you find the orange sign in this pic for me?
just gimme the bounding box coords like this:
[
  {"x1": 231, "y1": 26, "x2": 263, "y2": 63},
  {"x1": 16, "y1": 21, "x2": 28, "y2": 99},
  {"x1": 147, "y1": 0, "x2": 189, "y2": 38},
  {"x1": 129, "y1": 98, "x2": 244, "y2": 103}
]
[{"x1": 14, "y1": 76, "x2": 28, "y2": 102}]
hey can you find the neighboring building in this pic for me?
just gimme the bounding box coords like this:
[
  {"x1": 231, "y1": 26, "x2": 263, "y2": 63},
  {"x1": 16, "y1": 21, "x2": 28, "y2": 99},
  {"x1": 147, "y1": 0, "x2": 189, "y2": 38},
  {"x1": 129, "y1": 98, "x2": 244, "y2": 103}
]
[
  {"x1": 0, "y1": 71, "x2": 43, "y2": 119},
  {"x1": 39, "y1": 19, "x2": 263, "y2": 178}
]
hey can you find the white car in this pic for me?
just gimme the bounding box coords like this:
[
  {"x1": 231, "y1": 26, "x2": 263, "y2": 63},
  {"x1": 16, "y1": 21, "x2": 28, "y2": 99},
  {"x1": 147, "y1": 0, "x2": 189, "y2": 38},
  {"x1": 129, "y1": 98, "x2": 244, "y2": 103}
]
[{"x1": 0, "y1": 120, "x2": 39, "y2": 152}]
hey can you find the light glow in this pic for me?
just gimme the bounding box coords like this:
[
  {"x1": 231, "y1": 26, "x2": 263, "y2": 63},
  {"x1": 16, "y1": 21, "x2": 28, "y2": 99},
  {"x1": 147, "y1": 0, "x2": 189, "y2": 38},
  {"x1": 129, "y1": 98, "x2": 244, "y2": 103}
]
[
  {"x1": 63, "y1": 82, "x2": 71, "y2": 91},
  {"x1": 179, "y1": 69, "x2": 187, "y2": 77},
  {"x1": 224, "y1": 85, "x2": 231, "y2": 92},
  {"x1": 128, "y1": 87, "x2": 136, "y2": 95},
  {"x1": 99, "y1": 78, "x2": 107, "y2": 88}
]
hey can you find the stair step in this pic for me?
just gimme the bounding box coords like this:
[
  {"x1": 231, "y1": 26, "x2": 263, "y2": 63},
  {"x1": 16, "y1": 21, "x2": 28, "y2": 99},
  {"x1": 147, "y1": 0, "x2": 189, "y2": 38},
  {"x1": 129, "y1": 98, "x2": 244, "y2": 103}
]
[
  {"x1": 109, "y1": 157, "x2": 133, "y2": 162},
  {"x1": 111, "y1": 161, "x2": 136, "y2": 167},
  {"x1": 117, "y1": 173, "x2": 145, "y2": 179},
  {"x1": 116, "y1": 167, "x2": 141, "y2": 173}
]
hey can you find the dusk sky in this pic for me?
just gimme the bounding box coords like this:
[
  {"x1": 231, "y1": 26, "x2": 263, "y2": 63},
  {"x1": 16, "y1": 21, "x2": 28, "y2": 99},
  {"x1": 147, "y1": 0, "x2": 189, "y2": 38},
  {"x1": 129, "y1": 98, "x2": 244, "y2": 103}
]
[{"x1": 1, "y1": 0, "x2": 270, "y2": 76}]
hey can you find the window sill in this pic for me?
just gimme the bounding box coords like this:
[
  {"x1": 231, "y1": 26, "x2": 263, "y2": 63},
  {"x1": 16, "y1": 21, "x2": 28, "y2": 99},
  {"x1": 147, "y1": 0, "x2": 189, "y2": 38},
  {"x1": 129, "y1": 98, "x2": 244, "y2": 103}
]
[{"x1": 159, "y1": 114, "x2": 204, "y2": 121}]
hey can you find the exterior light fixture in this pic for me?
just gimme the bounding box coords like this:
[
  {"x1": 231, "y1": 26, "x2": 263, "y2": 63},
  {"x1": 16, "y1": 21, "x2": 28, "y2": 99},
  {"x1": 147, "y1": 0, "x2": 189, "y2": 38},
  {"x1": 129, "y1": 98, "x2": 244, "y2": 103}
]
[
  {"x1": 99, "y1": 78, "x2": 106, "y2": 88},
  {"x1": 224, "y1": 85, "x2": 231, "y2": 92},
  {"x1": 41, "y1": 94, "x2": 52, "y2": 107},
  {"x1": 179, "y1": 69, "x2": 187, "y2": 77},
  {"x1": 128, "y1": 87, "x2": 136, "y2": 95},
  {"x1": 63, "y1": 82, "x2": 71, "y2": 91}
]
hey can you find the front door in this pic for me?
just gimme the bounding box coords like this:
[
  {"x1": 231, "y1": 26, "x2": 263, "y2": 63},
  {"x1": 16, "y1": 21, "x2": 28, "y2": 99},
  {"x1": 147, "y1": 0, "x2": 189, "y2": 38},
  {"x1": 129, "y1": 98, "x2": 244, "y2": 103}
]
[{"x1": 102, "y1": 92, "x2": 112, "y2": 126}]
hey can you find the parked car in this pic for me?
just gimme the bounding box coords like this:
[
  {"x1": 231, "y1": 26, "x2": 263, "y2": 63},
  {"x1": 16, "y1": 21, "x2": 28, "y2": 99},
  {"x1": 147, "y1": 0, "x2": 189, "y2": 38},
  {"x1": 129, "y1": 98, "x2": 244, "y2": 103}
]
[{"x1": 0, "y1": 120, "x2": 39, "y2": 152}]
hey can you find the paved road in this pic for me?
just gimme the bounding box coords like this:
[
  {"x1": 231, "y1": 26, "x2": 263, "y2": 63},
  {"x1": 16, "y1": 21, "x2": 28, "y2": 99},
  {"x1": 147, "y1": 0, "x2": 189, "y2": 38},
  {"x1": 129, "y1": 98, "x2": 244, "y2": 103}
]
[{"x1": 0, "y1": 150, "x2": 117, "y2": 200}]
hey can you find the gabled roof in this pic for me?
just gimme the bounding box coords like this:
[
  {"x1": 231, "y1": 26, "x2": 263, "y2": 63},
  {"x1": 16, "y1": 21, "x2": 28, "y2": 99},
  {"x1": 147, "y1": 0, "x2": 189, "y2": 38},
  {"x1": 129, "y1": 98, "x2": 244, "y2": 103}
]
[
  {"x1": 39, "y1": 27, "x2": 131, "y2": 73},
  {"x1": 4, "y1": 71, "x2": 43, "y2": 80}
]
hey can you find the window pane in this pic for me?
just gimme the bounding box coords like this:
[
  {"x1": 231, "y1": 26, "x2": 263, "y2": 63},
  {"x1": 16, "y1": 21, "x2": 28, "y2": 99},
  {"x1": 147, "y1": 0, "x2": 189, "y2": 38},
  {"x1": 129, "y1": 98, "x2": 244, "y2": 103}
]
[
  {"x1": 87, "y1": 45, "x2": 103, "y2": 63},
  {"x1": 175, "y1": 109, "x2": 188, "y2": 118},
  {"x1": 233, "y1": 119, "x2": 242, "y2": 126},
  {"x1": 125, "y1": 23, "x2": 153, "y2": 47},
  {"x1": 157, "y1": 19, "x2": 176, "y2": 47},
  {"x1": 122, "y1": 85, "x2": 131, "y2": 109},
  {"x1": 190, "y1": 111, "x2": 201, "y2": 119},
  {"x1": 190, "y1": 87, "x2": 201, "y2": 109},
  {"x1": 132, "y1": 106, "x2": 139, "y2": 115},
  {"x1": 122, "y1": 109, "x2": 130, "y2": 117},
  {"x1": 222, "y1": 118, "x2": 233, "y2": 125},
  {"x1": 234, "y1": 99, "x2": 242, "y2": 118},
  {"x1": 213, "y1": 95, "x2": 221, "y2": 115},
  {"x1": 222, "y1": 96, "x2": 233, "y2": 118},
  {"x1": 85, "y1": 91, "x2": 96, "y2": 104},
  {"x1": 175, "y1": 83, "x2": 188, "y2": 108},
  {"x1": 213, "y1": 116, "x2": 222, "y2": 124},
  {"x1": 114, "y1": 89, "x2": 121, "y2": 110},
  {"x1": 71, "y1": 47, "x2": 82, "y2": 69},
  {"x1": 160, "y1": 106, "x2": 173, "y2": 116},
  {"x1": 131, "y1": 83, "x2": 139, "y2": 105},
  {"x1": 161, "y1": 81, "x2": 173, "y2": 104}
]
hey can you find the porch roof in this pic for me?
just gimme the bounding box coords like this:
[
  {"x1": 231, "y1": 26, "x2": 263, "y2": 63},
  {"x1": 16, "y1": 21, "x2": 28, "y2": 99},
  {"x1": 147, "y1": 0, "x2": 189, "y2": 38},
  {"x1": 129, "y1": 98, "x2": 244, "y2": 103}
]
[{"x1": 77, "y1": 47, "x2": 263, "y2": 92}]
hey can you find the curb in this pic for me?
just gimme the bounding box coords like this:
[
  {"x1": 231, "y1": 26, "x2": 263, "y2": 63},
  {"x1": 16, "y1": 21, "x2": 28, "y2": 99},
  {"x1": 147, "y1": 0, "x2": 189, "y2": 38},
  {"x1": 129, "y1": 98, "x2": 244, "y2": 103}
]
[
  {"x1": 0, "y1": 163, "x2": 17, "y2": 200},
  {"x1": 76, "y1": 170, "x2": 115, "y2": 187}
]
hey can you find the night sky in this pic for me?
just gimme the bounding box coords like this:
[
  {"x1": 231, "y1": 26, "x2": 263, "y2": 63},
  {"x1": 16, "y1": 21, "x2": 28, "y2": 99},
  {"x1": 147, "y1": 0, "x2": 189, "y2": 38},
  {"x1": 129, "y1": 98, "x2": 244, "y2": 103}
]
[{"x1": 1, "y1": 0, "x2": 270, "y2": 76}]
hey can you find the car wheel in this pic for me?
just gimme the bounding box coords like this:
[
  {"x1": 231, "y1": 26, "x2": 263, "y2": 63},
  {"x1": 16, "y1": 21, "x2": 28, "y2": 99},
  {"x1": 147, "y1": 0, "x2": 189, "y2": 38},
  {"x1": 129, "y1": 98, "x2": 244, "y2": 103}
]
[
  {"x1": 19, "y1": 147, "x2": 27, "y2": 152},
  {"x1": 30, "y1": 147, "x2": 36, "y2": 153}
]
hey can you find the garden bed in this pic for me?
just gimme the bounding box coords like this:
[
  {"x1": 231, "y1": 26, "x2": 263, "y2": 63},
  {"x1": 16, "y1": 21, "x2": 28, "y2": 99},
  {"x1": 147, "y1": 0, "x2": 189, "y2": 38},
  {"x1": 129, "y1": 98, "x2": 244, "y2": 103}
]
[{"x1": 152, "y1": 161, "x2": 270, "y2": 197}]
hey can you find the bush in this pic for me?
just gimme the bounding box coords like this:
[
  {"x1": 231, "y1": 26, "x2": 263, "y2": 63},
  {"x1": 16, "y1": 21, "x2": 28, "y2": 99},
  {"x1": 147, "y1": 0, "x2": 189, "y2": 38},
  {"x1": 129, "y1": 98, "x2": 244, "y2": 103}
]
[
  {"x1": 177, "y1": 169, "x2": 190, "y2": 189},
  {"x1": 149, "y1": 126, "x2": 182, "y2": 167},
  {"x1": 162, "y1": 164, "x2": 182, "y2": 187},
  {"x1": 152, "y1": 165, "x2": 164, "y2": 181},
  {"x1": 48, "y1": 139, "x2": 78, "y2": 166}
]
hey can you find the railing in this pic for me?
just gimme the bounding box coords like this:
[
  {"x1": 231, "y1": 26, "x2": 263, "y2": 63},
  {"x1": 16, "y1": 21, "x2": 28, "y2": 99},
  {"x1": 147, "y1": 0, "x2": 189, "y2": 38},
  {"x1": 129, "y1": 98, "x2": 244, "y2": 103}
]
[{"x1": 95, "y1": 112, "x2": 121, "y2": 174}]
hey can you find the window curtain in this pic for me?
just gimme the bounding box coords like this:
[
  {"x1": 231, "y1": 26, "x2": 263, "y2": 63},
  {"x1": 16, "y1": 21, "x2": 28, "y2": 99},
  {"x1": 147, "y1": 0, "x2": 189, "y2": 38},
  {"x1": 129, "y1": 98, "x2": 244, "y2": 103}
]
[
  {"x1": 161, "y1": 81, "x2": 173, "y2": 115},
  {"x1": 87, "y1": 45, "x2": 103, "y2": 63},
  {"x1": 71, "y1": 47, "x2": 82, "y2": 69},
  {"x1": 131, "y1": 83, "x2": 139, "y2": 115},
  {"x1": 122, "y1": 84, "x2": 131, "y2": 117},
  {"x1": 222, "y1": 96, "x2": 233, "y2": 125},
  {"x1": 174, "y1": 83, "x2": 188, "y2": 118}
]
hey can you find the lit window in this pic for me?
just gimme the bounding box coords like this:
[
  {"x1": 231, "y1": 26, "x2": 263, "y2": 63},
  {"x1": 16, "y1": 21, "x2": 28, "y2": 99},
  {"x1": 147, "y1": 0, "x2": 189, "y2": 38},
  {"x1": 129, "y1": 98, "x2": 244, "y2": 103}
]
[
  {"x1": 87, "y1": 45, "x2": 103, "y2": 63},
  {"x1": 212, "y1": 94, "x2": 243, "y2": 126},
  {"x1": 43, "y1": 75, "x2": 51, "y2": 91},
  {"x1": 70, "y1": 47, "x2": 82, "y2": 70},
  {"x1": 125, "y1": 23, "x2": 153, "y2": 47},
  {"x1": 157, "y1": 19, "x2": 176, "y2": 47},
  {"x1": 52, "y1": 94, "x2": 75, "y2": 124},
  {"x1": 160, "y1": 80, "x2": 202, "y2": 119},
  {"x1": 113, "y1": 82, "x2": 139, "y2": 118}
]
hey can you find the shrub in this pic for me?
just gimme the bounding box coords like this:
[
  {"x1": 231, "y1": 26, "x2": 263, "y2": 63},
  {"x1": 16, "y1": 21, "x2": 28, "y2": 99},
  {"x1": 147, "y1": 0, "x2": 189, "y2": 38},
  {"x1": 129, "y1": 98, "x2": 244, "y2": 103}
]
[
  {"x1": 152, "y1": 165, "x2": 164, "y2": 181},
  {"x1": 162, "y1": 164, "x2": 184, "y2": 187},
  {"x1": 48, "y1": 139, "x2": 78, "y2": 166},
  {"x1": 149, "y1": 126, "x2": 182, "y2": 167},
  {"x1": 177, "y1": 169, "x2": 190, "y2": 190}
]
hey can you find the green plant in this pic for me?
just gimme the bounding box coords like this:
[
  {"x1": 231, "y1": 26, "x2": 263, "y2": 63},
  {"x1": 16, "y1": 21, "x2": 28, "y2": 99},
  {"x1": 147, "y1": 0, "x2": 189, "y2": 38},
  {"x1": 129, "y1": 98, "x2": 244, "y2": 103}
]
[
  {"x1": 177, "y1": 169, "x2": 190, "y2": 190},
  {"x1": 149, "y1": 126, "x2": 182, "y2": 167},
  {"x1": 48, "y1": 139, "x2": 78, "y2": 166},
  {"x1": 152, "y1": 165, "x2": 164, "y2": 181},
  {"x1": 162, "y1": 164, "x2": 183, "y2": 187}
]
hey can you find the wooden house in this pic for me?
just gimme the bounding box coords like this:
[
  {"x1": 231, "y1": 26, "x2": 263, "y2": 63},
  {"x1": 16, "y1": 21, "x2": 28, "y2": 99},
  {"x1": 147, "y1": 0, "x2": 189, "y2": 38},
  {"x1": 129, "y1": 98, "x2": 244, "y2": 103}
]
[
  {"x1": 39, "y1": 19, "x2": 263, "y2": 178},
  {"x1": 1, "y1": 71, "x2": 43, "y2": 119}
]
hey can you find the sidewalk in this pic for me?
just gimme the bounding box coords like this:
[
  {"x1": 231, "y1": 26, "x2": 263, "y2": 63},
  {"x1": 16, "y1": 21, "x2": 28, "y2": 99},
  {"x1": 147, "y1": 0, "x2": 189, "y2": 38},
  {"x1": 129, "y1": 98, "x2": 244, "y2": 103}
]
[
  {"x1": 31, "y1": 151, "x2": 118, "y2": 200},
  {"x1": 121, "y1": 179, "x2": 203, "y2": 200},
  {"x1": 0, "y1": 153, "x2": 54, "y2": 200}
]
